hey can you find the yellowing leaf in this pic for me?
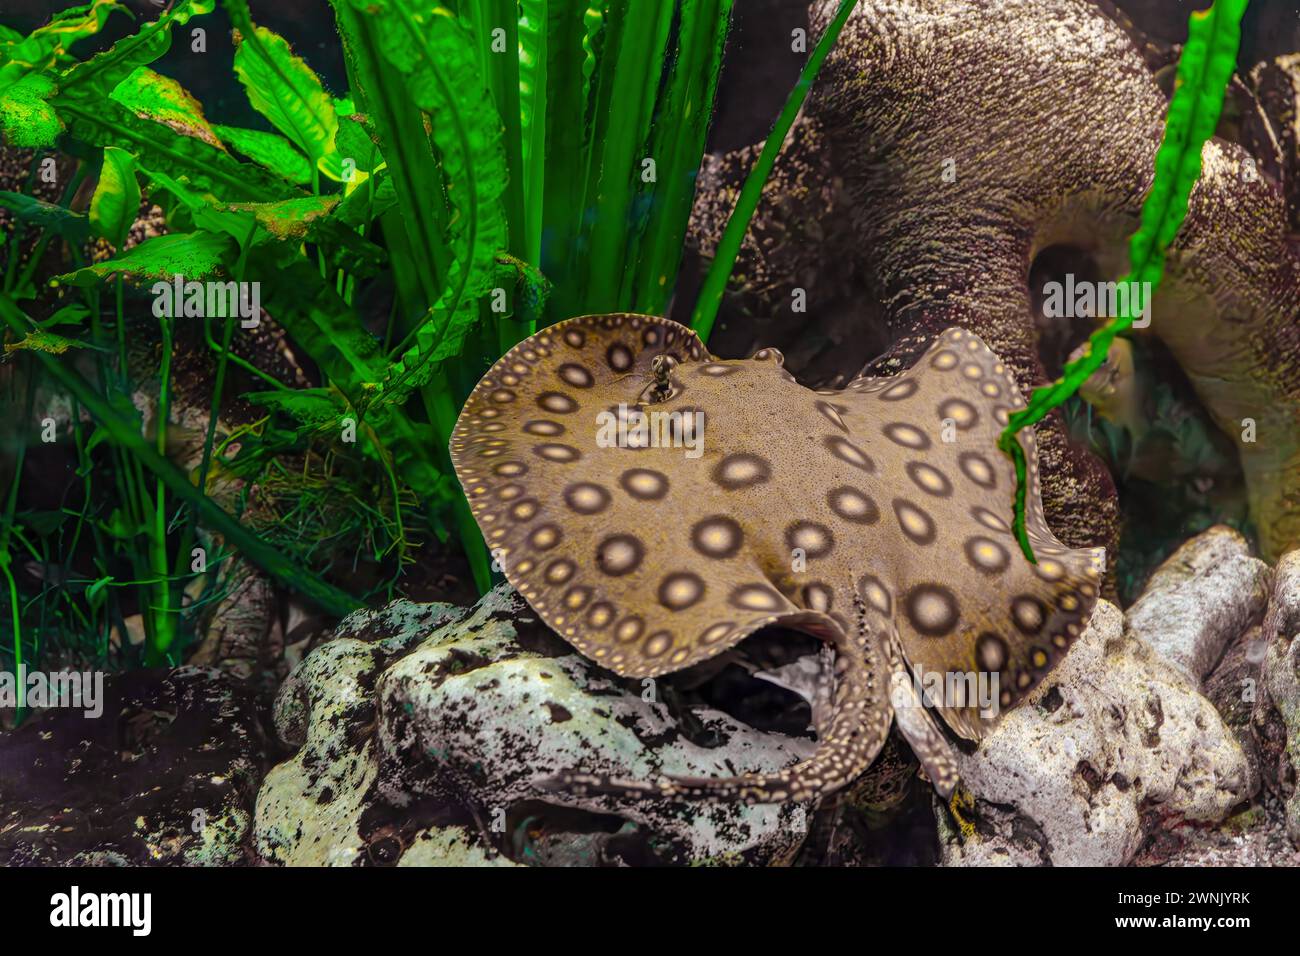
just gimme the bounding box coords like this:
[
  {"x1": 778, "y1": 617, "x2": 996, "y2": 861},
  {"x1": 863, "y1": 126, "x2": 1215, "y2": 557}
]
[
  {"x1": 56, "y1": 231, "x2": 234, "y2": 286},
  {"x1": 4, "y1": 330, "x2": 88, "y2": 355},
  {"x1": 109, "y1": 67, "x2": 220, "y2": 145},
  {"x1": 0, "y1": 74, "x2": 63, "y2": 148}
]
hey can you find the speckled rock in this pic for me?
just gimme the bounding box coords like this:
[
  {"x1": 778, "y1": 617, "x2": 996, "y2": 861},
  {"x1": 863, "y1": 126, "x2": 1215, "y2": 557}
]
[
  {"x1": 1202, "y1": 625, "x2": 1267, "y2": 799},
  {"x1": 1249, "y1": 550, "x2": 1300, "y2": 848},
  {"x1": 1125, "y1": 526, "x2": 1271, "y2": 685},
  {"x1": 1131, "y1": 792, "x2": 1300, "y2": 867},
  {"x1": 0, "y1": 667, "x2": 269, "y2": 866},
  {"x1": 255, "y1": 587, "x2": 814, "y2": 866},
  {"x1": 938, "y1": 600, "x2": 1252, "y2": 867},
  {"x1": 1258, "y1": 629, "x2": 1300, "y2": 842}
]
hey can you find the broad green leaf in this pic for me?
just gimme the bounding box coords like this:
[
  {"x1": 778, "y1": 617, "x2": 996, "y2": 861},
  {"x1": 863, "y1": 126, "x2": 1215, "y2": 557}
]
[
  {"x1": 59, "y1": 0, "x2": 216, "y2": 103},
  {"x1": 214, "y1": 123, "x2": 312, "y2": 185},
  {"x1": 109, "y1": 67, "x2": 219, "y2": 145},
  {"x1": 138, "y1": 164, "x2": 261, "y2": 241},
  {"x1": 334, "y1": 114, "x2": 379, "y2": 189},
  {"x1": 243, "y1": 387, "x2": 345, "y2": 425},
  {"x1": 0, "y1": 0, "x2": 126, "y2": 89},
  {"x1": 227, "y1": 7, "x2": 343, "y2": 181},
  {"x1": 42, "y1": 302, "x2": 92, "y2": 327},
  {"x1": 56, "y1": 230, "x2": 234, "y2": 286},
  {"x1": 333, "y1": 172, "x2": 397, "y2": 229},
  {"x1": 90, "y1": 146, "x2": 140, "y2": 250},
  {"x1": 50, "y1": 93, "x2": 296, "y2": 200},
  {"x1": 228, "y1": 194, "x2": 387, "y2": 275},
  {"x1": 0, "y1": 190, "x2": 90, "y2": 241},
  {"x1": 0, "y1": 74, "x2": 62, "y2": 147}
]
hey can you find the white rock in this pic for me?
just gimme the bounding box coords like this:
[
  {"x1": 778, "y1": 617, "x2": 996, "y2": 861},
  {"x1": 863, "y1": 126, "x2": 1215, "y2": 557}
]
[
  {"x1": 256, "y1": 587, "x2": 813, "y2": 866},
  {"x1": 1262, "y1": 623, "x2": 1300, "y2": 845},
  {"x1": 1125, "y1": 526, "x2": 1270, "y2": 684},
  {"x1": 941, "y1": 600, "x2": 1252, "y2": 867}
]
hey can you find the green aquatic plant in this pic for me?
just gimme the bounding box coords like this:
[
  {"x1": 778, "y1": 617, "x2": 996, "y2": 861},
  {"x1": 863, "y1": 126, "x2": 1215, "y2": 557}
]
[
  {"x1": 997, "y1": 0, "x2": 1249, "y2": 562},
  {"x1": 691, "y1": 0, "x2": 858, "y2": 342},
  {"x1": 0, "y1": 0, "x2": 736, "y2": 677}
]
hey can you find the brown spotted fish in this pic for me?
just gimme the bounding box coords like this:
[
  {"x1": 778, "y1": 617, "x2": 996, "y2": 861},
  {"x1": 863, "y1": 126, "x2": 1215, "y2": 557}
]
[{"x1": 450, "y1": 314, "x2": 1104, "y2": 803}]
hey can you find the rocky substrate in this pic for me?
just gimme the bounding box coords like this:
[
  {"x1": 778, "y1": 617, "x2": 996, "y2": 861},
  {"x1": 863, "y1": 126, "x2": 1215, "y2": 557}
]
[
  {"x1": 3, "y1": 525, "x2": 1297, "y2": 866},
  {"x1": 0, "y1": 667, "x2": 270, "y2": 865},
  {"x1": 247, "y1": 525, "x2": 1297, "y2": 867}
]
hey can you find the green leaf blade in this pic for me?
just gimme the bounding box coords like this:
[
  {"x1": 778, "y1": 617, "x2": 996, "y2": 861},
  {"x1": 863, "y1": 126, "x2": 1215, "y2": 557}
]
[
  {"x1": 89, "y1": 145, "x2": 140, "y2": 250},
  {"x1": 228, "y1": 11, "x2": 343, "y2": 181}
]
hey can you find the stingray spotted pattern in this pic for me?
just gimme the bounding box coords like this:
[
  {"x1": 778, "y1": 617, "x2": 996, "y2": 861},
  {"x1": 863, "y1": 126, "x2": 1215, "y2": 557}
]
[{"x1": 451, "y1": 314, "x2": 1104, "y2": 803}]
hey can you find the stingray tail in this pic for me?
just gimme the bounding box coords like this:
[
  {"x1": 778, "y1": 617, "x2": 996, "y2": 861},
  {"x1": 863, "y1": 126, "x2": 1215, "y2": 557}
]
[{"x1": 536, "y1": 613, "x2": 891, "y2": 805}]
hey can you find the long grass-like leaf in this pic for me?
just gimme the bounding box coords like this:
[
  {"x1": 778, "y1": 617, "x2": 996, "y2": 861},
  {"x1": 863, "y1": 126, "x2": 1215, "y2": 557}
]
[
  {"x1": 579, "y1": 0, "x2": 674, "y2": 313},
  {"x1": 331, "y1": 0, "x2": 449, "y2": 310},
  {"x1": 538, "y1": 1, "x2": 601, "y2": 321},
  {"x1": 0, "y1": 295, "x2": 362, "y2": 617},
  {"x1": 517, "y1": 0, "x2": 547, "y2": 269},
  {"x1": 690, "y1": 0, "x2": 857, "y2": 341},
  {"x1": 628, "y1": 0, "x2": 732, "y2": 314}
]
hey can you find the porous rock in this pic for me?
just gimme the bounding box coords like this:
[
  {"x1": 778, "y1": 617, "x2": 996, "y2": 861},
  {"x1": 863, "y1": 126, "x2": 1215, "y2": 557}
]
[
  {"x1": 939, "y1": 600, "x2": 1252, "y2": 867},
  {"x1": 1125, "y1": 525, "x2": 1271, "y2": 685},
  {"x1": 1257, "y1": 551, "x2": 1300, "y2": 846},
  {"x1": 255, "y1": 586, "x2": 813, "y2": 866}
]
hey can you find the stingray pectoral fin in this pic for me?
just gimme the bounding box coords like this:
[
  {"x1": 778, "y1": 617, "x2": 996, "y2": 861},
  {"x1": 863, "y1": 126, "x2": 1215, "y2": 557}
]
[
  {"x1": 886, "y1": 637, "x2": 961, "y2": 799},
  {"x1": 537, "y1": 610, "x2": 893, "y2": 805},
  {"x1": 866, "y1": 327, "x2": 1106, "y2": 743}
]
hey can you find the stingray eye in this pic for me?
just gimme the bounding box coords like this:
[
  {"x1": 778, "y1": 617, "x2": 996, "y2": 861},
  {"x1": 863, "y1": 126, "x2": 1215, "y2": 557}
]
[
  {"x1": 652, "y1": 354, "x2": 678, "y2": 374},
  {"x1": 643, "y1": 354, "x2": 683, "y2": 404}
]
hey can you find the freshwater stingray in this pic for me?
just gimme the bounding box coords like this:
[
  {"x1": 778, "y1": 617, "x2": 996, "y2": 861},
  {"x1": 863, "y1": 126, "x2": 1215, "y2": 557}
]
[{"x1": 450, "y1": 314, "x2": 1104, "y2": 803}]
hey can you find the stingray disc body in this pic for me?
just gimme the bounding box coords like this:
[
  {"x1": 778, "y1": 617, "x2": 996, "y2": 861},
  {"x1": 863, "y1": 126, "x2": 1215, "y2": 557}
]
[{"x1": 451, "y1": 314, "x2": 1103, "y2": 748}]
